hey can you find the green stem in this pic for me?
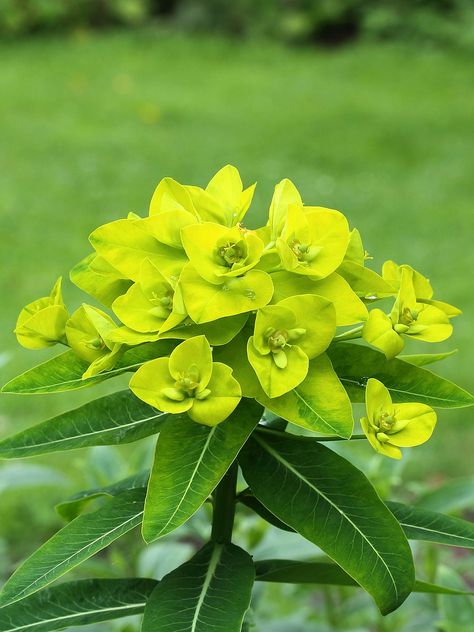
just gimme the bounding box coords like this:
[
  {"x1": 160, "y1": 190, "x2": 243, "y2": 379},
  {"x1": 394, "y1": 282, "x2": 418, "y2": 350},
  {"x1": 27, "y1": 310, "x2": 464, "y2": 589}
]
[{"x1": 211, "y1": 461, "x2": 238, "y2": 544}]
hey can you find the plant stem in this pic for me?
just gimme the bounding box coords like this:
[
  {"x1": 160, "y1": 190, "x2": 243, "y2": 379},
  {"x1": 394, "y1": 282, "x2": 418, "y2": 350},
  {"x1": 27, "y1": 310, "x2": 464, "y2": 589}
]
[
  {"x1": 333, "y1": 325, "x2": 364, "y2": 342},
  {"x1": 211, "y1": 461, "x2": 238, "y2": 544}
]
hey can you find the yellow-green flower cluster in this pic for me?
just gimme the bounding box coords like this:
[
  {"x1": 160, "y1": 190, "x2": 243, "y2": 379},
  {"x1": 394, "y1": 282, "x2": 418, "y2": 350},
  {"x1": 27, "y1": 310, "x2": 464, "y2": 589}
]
[{"x1": 14, "y1": 166, "x2": 459, "y2": 447}]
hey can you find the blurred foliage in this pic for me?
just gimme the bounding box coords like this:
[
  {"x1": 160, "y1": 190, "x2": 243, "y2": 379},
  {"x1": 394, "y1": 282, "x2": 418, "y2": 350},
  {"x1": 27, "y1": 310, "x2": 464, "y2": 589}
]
[{"x1": 1, "y1": 0, "x2": 474, "y2": 49}]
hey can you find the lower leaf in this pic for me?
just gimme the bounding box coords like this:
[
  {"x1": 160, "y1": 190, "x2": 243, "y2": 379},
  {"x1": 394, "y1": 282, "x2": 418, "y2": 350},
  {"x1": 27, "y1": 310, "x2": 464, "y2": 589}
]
[
  {"x1": 0, "y1": 578, "x2": 157, "y2": 632},
  {"x1": 0, "y1": 488, "x2": 146, "y2": 607},
  {"x1": 239, "y1": 430, "x2": 414, "y2": 614},
  {"x1": 141, "y1": 542, "x2": 254, "y2": 632}
]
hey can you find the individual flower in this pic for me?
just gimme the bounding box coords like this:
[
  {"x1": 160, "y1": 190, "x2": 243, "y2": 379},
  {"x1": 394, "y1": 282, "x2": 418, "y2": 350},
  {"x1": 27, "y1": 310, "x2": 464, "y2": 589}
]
[
  {"x1": 276, "y1": 204, "x2": 350, "y2": 280},
  {"x1": 382, "y1": 260, "x2": 461, "y2": 318},
  {"x1": 361, "y1": 378, "x2": 437, "y2": 459},
  {"x1": 247, "y1": 294, "x2": 336, "y2": 398},
  {"x1": 129, "y1": 336, "x2": 241, "y2": 426},
  {"x1": 178, "y1": 223, "x2": 273, "y2": 323},
  {"x1": 65, "y1": 304, "x2": 122, "y2": 378},
  {"x1": 362, "y1": 267, "x2": 453, "y2": 358},
  {"x1": 15, "y1": 278, "x2": 69, "y2": 349},
  {"x1": 181, "y1": 222, "x2": 264, "y2": 284}
]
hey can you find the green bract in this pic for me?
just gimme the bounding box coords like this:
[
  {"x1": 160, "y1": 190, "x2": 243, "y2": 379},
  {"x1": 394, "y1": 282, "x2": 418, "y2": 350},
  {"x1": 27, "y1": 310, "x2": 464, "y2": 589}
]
[
  {"x1": 361, "y1": 378, "x2": 437, "y2": 459},
  {"x1": 3, "y1": 165, "x2": 473, "y2": 628}
]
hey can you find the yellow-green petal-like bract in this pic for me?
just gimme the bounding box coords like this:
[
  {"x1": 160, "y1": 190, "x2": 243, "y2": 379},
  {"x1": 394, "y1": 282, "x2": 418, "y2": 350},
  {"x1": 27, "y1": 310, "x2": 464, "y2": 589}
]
[
  {"x1": 361, "y1": 378, "x2": 437, "y2": 459},
  {"x1": 129, "y1": 336, "x2": 241, "y2": 425},
  {"x1": 65, "y1": 304, "x2": 122, "y2": 378},
  {"x1": 15, "y1": 278, "x2": 69, "y2": 350}
]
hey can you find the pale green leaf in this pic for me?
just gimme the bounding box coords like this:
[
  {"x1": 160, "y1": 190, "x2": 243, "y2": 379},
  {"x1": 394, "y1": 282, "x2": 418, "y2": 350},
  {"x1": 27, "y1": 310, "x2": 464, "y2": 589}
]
[{"x1": 256, "y1": 354, "x2": 354, "y2": 438}]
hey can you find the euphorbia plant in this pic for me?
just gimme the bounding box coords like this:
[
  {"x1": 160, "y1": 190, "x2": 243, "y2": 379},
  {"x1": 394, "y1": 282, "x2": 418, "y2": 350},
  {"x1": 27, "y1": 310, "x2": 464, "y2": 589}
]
[{"x1": 1, "y1": 166, "x2": 473, "y2": 631}]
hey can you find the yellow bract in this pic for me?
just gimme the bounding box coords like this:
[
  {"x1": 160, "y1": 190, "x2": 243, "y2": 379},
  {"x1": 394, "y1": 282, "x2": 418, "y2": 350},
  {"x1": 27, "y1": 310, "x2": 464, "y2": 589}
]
[
  {"x1": 15, "y1": 278, "x2": 69, "y2": 349},
  {"x1": 361, "y1": 378, "x2": 437, "y2": 459}
]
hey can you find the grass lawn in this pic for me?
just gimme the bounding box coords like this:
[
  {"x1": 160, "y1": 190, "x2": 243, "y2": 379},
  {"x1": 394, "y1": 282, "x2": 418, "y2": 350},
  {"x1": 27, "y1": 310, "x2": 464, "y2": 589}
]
[{"x1": 0, "y1": 29, "x2": 473, "y2": 485}]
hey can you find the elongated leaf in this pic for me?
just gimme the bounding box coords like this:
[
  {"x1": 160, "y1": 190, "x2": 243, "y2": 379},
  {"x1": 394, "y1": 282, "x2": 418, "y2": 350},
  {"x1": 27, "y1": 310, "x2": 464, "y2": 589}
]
[
  {"x1": 0, "y1": 391, "x2": 166, "y2": 459},
  {"x1": 0, "y1": 578, "x2": 157, "y2": 632},
  {"x1": 141, "y1": 542, "x2": 254, "y2": 632},
  {"x1": 238, "y1": 488, "x2": 294, "y2": 532},
  {"x1": 415, "y1": 477, "x2": 474, "y2": 513},
  {"x1": 1, "y1": 341, "x2": 174, "y2": 395},
  {"x1": 0, "y1": 488, "x2": 146, "y2": 607},
  {"x1": 328, "y1": 342, "x2": 474, "y2": 408},
  {"x1": 254, "y1": 559, "x2": 474, "y2": 596},
  {"x1": 143, "y1": 399, "x2": 262, "y2": 542},
  {"x1": 399, "y1": 350, "x2": 458, "y2": 367},
  {"x1": 387, "y1": 501, "x2": 474, "y2": 548},
  {"x1": 239, "y1": 431, "x2": 414, "y2": 614},
  {"x1": 56, "y1": 470, "x2": 149, "y2": 521},
  {"x1": 257, "y1": 354, "x2": 353, "y2": 438}
]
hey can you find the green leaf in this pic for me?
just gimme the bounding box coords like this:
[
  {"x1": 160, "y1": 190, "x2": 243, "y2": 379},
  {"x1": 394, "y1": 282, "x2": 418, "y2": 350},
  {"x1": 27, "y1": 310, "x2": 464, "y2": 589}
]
[
  {"x1": 141, "y1": 542, "x2": 254, "y2": 632},
  {"x1": 0, "y1": 488, "x2": 146, "y2": 607},
  {"x1": 56, "y1": 470, "x2": 149, "y2": 521},
  {"x1": 239, "y1": 431, "x2": 414, "y2": 614},
  {"x1": 254, "y1": 559, "x2": 473, "y2": 596},
  {"x1": 256, "y1": 354, "x2": 354, "y2": 438},
  {"x1": 238, "y1": 488, "x2": 294, "y2": 532},
  {"x1": 143, "y1": 399, "x2": 262, "y2": 542},
  {"x1": 399, "y1": 349, "x2": 458, "y2": 367},
  {"x1": 387, "y1": 501, "x2": 474, "y2": 548},
  {"x1": 0, "y1": 578, "x2": 157, "y2": 632},
  {"x1": 415, "y1": 477, "x2": 474, "y2": 513},
  {"x1": 328, "y1": 342, "x2": 474, "y2": 408},
  {"x1": 1, "y1": 341, "x2": 175, "y2": 395},
  {"x1": 0, "y1": 391, "x2": 165, "y2": 459}
]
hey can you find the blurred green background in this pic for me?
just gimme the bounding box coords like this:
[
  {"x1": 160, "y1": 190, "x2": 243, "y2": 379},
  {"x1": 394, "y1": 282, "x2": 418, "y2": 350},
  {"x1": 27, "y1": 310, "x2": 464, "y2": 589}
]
[{"x1": 0, "y1": 2, "x2": 473, "y2": 630}]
